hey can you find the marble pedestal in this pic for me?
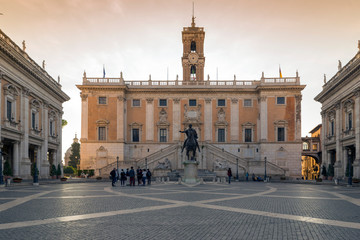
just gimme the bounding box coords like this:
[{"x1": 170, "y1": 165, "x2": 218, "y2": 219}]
[{"x1": 183, "y1": 160, "x2": 199, "y2": 184}]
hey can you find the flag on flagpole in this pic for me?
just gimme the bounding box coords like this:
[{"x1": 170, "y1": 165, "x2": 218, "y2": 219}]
[
  {"x1": 103, "y1": 65, "x2": 106, "y2": 78},
  {"x1": 279, "y1": 65, "x2": 283, "y2": 78}
]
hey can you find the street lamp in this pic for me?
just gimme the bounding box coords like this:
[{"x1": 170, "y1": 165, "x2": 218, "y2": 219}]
[
  {"x1": 0, "y1": 142, "x2": 4, "y2": 185},
  {"x1": 348, "y1": 148, "x2": 352, "y2": 186},
  {"x1": 145, "y1": 157, "x2": 148, "y2": 169},
  {"x1": 116, "y1": 156, "x2": 119, "y2": 170},
  {"x1": 264, "y1": 157, "x2": 267, "y2": 181}
]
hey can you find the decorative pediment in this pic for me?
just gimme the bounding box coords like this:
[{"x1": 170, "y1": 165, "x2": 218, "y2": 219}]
[
  {"x1": 157, "y1": 108, "x2": 170, "y2": 127},
  {"x1": 3, "y1": 84, "x2": 20, "y2": 96},
  {"x1": 30, "y1": 99, "x2": 41, "y2": 110},
  {"x1": 96, "y1": 146, "x2": 108, "y2": 158},
  {"x1": 343, "y1": 99, "x2": 354, "y2": 111},
  {"x1": 49, "y1": 110, "x2": 57, "y2": 119},
  {"x1": 96, "y1": 119, "x2": 110, "y2": 126},
  {"x1": 241, "y1": 122, "x2": 256, "y2": 128},
  {"x1": 129, "y1": 122, "x2": 143, "y2": 129}
]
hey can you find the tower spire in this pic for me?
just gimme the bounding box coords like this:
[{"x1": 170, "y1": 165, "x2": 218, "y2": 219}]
[{"x1": 191, "y1": 2, "x2": 196, "y2": 27}]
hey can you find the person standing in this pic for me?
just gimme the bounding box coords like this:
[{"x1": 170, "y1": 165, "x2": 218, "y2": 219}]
[
  {"x1": 227, "y1": 168, "x2": 232, "y2": 184},
  {"x1": 120, "y1": 169, "x2": 126, "y2": 186},
  {"x1": 110, "y1": 168, "x2": 117, "y2": 187},
  {"x1": 146, "y1": 169, "x2": 152, "y2": 185},
  {"x1": 125, "y1": 168, "x2": 129, "y2": 185},
  {"x1": 142, "y1": 169, "x2": 147, "y2": 186},
  {"x1": 129, "y1": 167, "x2": 135, "y2": 186},
  {"x1": 245, "y1": 172, "x2": 249, "y2": 182},
  {"x1": 137, "y1": 167, "x2": 142, "y2": 186}
]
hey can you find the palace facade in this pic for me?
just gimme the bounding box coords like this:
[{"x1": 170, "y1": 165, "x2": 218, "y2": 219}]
[
  {"x1": 0, "y1": 29, "x2": 70, "y2": 179},
  {"x1": 77, "y1": 18, "x2": 305, "y2": 178},
  {"x1": 315, "y1": 42, "x2": 360, "y2": 180}
]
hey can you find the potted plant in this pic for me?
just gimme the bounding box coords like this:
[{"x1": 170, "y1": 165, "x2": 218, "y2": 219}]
[
  {"x1": 3, "y1": 160, "x2": 13, "y2": 180},
  {"x1": 50, "y1": 164, "x2": 56, "y2": 179},
  {"x1": 56, "y1": 164, "x2": 62, "y2": 179},
  {"x1": 321, "y1": 165, "x2": 327, "y2": 180},
  {"x1": 327, "y1": 164, "x2": 334, "y2": 180},
  {"x1": 12, "y1": 177, "x2": 22, "y2": 183},
  {"x1": 60, "y1": 177, "x2": 67, "y2": 182},
  {"x1": 352, "y1": 178, "x2": 360, "y2": 183}
]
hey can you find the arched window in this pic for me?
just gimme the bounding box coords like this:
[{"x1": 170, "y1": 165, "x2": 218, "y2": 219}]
[
  {"x1": 190, "y1": 65, "x2": 196, "y2": 80},
  {"x1": 303, "y1": 142, "x2": 309, "y2": 150},
  {"x1": 191, "y1": 41, "x2": 196, "y2": 52}
]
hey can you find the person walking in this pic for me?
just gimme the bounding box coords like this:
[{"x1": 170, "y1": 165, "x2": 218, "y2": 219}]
[
  {"x1": 110, "y1": 168, "x2": 117, "y2": 187},
  {"x1": 142, "y1": 169, "x2": 147, "y2": 186},
  {"x1": 146, "y1": 169, "x2": 152, "y2": 185},
  {"x1": 129, "y1": 166, "x2": 135, "y2": 186},
  {"x1": 120, "y1": 169, "x2": 126, "y2": 186},
  {"x1": 245, "y1": 172, "x2": 249, "y2": 182},
  {"x1": 227, "y1": 168, "x2": 232, "y2": 184}
]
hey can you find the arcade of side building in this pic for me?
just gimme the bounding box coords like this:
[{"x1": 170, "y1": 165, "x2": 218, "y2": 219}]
[{"x1": 77, "y1": 17, "x2": 306, "y2": 179}]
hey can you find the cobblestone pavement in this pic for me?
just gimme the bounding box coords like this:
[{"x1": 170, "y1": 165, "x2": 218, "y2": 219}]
[{"x1": 0, "y1": 182, "x2": 359, "y2": 240}]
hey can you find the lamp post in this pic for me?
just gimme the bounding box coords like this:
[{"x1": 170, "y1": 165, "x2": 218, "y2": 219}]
[
  {"x1": 145, "y1": 157, "x2": 148, "y2": 169},
  {"x1": 264, "y1": 157, "x2": 267, "y2": 181},
  {"x1": 348, "y1": 148, "x2": 352, "y2": 186},
  {"x1": 0, "y1": 142, "x2": 4, "y2": 185},
  {"x1": 116, "y1": 156, "x2": 119, "y2": 170}
]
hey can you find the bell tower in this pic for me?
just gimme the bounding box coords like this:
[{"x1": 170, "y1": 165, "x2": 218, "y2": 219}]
[{"x1": 182, "y1": 13, "x2": 205, "y2": 82}]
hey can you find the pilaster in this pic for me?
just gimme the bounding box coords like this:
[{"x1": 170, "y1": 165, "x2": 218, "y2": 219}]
[
  {"x1": 146, "y1": 98, "x2": 154, "y2": 142},
  {"x1": 172, "y1": 98, "x2": 181, "y2": 141},
  {"x1": 230, "y1": 98, "x2": 239, "y2": 142},
  {"x1": 295, "y1": 95, "x2": 302, "y2": 141},
  {"x1": 335, "y1": 102, "x2": 341, "y2": 167},
  {"x1": 13, "y1": 141, "x2": 19, "y2": 177},
  {"x1": 354, "y1": 88, "x2": 360, "y2": 177},
  {"x1": 204, "y1": 98, "x2": 212, "y2": 142},
  {"x1": 80, "y1": 93, "x2": 88, "y2": 141},
  {"x1": 259, "y1": 96, "x2": 268, "y2": 141},
  {"x1": 20, "y1": 87, "x2": 31, "y2": 177},
  {"x1": 117, "y1": 96, "x2": 126, "y2": 142},
  {"x1": 321, "y1": 111, "x2": 327, "y2": 165},
  {"x1": 41, "y1": 101, "x2": 49, "y2": 176}
]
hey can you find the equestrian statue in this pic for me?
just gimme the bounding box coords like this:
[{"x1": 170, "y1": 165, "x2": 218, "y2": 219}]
[{"x1": 179, "y1": 124, "x2": 201, "y2": 160}]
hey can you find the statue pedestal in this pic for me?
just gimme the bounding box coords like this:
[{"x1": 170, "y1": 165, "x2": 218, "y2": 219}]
[{"x1": 183, "y1": 160, "x2": 199, "y2": 184}]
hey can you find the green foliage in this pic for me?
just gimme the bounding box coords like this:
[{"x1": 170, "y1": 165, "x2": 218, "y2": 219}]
[
  {"x1": 56, "y1": 164, "x2": 62, "y2": 177},
  {"x1": 63, "y1": 166, "x2": 76, "y2": 175},
  {"x1": 77, "y1": 169, "x2": 82, "y2": 177},
  {"x1": 345, "y1": 163, "x2": 353, "y2": 177},
  {"x1": 62, "y1": 119, "x2": 68, "y2": 128},
  {"x1": 321, "y1": 165, "x2": 327, "y2": 177},
  {"x1": 327, "y1": 164, "x2": 334, "y2": 177},
  {"x1": 31, "y1": 163, "x2": 39, "y2": 177},
  {"x1": 88, "y1": 169, "x2": 95, "y2": 177},
  {"x1": 68, "y1": 141, "x2": 80, "y2": 169},
  {"x1": 3, "y1": 160, "x2": 12, "y2": 176},
  {"x1": 50, "y1": 164, "x2": 57, "y2": 176}
]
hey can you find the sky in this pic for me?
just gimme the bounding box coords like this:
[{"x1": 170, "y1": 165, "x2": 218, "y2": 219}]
[{"x1": 1, "y1": 0, "x2": 360, "y2": 160}]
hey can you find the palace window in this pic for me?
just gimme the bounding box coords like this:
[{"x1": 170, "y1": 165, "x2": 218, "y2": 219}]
[
  {"x1": 217, "y1": 99, "x2": 226, "y2": 107},
  {"x1": 277, "y1": 127, "x2": 285, "y2": 141},
  {"x1": 277, "y1": 97, "x2": 285, "y2": 105},
  {"x1": 244, "y1": 99, "x2": 252, "y2": 107},
  {"x1": 98, "y1": 127, "x2": 106, "y2": 141},
  {"x1": 330, "y1": 120, "x2": 334, "y2": 136},
  {"x1": 159, "y1": 128, "x2": 167, "y2": 142},
  {"x1": 191, "y1": 41, "x2": 196, "y2": 52},
  {"x1": 312, "y1": 144, "x2": 318, "y2": 151},
  {"x1": 347, "y1": 112, "x2": 353, "y2": 130},
  {"x1": 132, "y1": 99, "x2": 140, "y2": 107},
  {"x1": 6, "y1": 100, "x2": 13, "y2": 121},
  {"x1": 98, "y1": 96, "x2": 107, "y2": 105},
  {"x1": 31, "y1": 111, "x2": 39, "y2": 130},
  {"x1": 159, "y1": 99, "x2": 167, "y2": 107},
  {"x1": 218, "y1": 128, "x2": 225, "y2": 142},
  {"x1": 49, "y1": 120, "x2": 55, "y2": 136},
  {"x1": 190, "y1": 65, "x2": 196, "y2": 80},
  {"x1": 189, "y1": 99, "x2": 197, "y2": 106},
  {"x1": 244, "y1": 129, "x2": 252, "y2": 142},
  {"x1": 132, "y1": 129, "x2": 139, "y2": 142}
]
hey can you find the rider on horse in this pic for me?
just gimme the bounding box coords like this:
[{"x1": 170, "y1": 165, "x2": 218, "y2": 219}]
[{"x1": 179, "y1": 124, "x2": 201, "y2": 156}]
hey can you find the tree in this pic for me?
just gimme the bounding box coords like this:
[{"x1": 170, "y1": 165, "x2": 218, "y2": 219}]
[
  {"x1": 56, "y1": 164, "x2": 62, "y2": 178},
  {"x1": 3, "y1": 160, "x2": 13, "y2": 176},
  {"x1": 328, "y1": 164, "x2": 334, "y2": 177},
  {"x1": 68, "y1": 141, "x2": 80, "y2": 169},
  {"x1": 50, "y1": 164, "x2": 56, "y2": 177},
  {"x1": 63, "y1": 166, "x2": 76, "y2": 175},
  {"x1": 62, "y1": 119, "x2": 68, "y2": 128}
]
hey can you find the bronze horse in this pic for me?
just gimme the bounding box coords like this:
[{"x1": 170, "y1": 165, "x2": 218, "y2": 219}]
[{"x1": 180, "y1": 124, "x2": 200, "y2": 160}]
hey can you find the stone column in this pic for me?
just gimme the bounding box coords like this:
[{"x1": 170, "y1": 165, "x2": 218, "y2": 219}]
[
  {"x1": 335, "y1": 102, "x2": 341, "y2": 168},
  {"x1": 56, "y1": 111, "x2": 63, "y2": 167},
  {"x1": 36, "y1": 146, "x2": 41, "y2": 176},
  {"x1": 230, "y1": 98, "x2": 239, "y2": 142},
  {"x1": 146, "y1": 98, "x2": 154, "y2": 142},
  {"x1": 295, "y1": 95, "x2": 302, "y2": 141},
  {"x1": 172, "y1": 98, "x2": 181, "y2": 141},
  {"x1": 13, "y1": 141, "x2": 19, "y2": 177},
  {"x1": 20, "y1": 88, "x2": 31, "y2": 177},
  {"x1": 117, "y1": 96, "x2": 125, "y2": 142},
  {"x1": 204, "y1": 98, "x2": 212, "y2": 142},
  {"x1": 81, "y1": 93, "x2": 88, "y2": 141},
  {"x1": 353, "y1": 88, "x2": 360, "y2": 178},
  {"x1": 259, "y1": 96, "x2": 267, "y2": 141},
  {"x1": 41, "y1": 102, "x2": 49, "y2": 177}
]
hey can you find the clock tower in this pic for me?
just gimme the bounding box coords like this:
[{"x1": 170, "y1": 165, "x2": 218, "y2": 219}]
[{"x1": 182, "y1": 15, "x2": 205, "y2": 82}]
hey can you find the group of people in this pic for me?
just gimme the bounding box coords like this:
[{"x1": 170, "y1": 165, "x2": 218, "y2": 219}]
[
  {"x1": 110, "y1": 166, "x2": 152, "y2": 187},
  {"x1": 227, "y1": 168, "x2": 266, "y2": 183}
]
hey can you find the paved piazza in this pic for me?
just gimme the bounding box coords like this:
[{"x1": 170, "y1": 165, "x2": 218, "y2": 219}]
[{"x1": 0, "y1": 182, "x2": 360, "y2": 239}]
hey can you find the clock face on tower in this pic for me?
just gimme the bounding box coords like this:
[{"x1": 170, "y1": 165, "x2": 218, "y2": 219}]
[{"x1": 188, "y1": 52, "x2": 199, "y2": 64}]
